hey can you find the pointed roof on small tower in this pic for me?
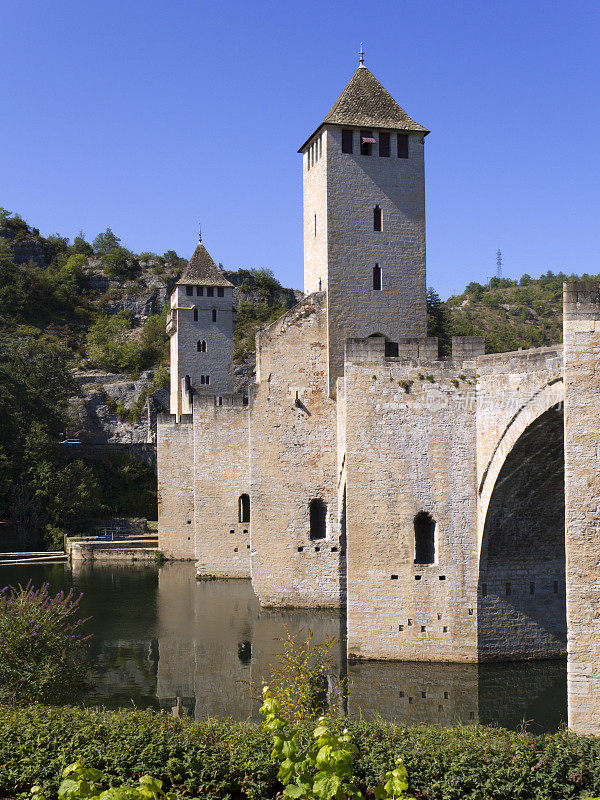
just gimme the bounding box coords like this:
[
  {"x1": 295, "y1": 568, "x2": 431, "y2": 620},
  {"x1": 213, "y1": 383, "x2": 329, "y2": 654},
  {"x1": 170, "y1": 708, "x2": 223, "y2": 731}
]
[
  {"x1": 176, "y1": 226, "x2": 233, "y2": 288},
  {"x1": 298, "y1": 51, "x2": 428, "y2": 152}
]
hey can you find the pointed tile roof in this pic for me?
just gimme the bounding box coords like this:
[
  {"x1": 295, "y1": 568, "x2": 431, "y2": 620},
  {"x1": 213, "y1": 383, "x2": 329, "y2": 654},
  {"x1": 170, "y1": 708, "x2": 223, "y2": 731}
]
[
  {"x1": 298, "y1": 66, "x2": 428, "y2": 152},
  {"x1": 176, "y1": 241, "x2": 233, "y2": 288}
]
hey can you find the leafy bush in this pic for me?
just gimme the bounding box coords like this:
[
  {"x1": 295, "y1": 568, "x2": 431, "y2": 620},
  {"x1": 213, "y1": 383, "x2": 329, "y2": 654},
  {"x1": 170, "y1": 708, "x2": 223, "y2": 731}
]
[
  {"x1": 0, "y1": 583, "x2": 90, "y2": 703},
  {"x1": 101, "y1": 247, "x2": 140, "y2": 280},
  {"x1": 260, "y1": 627, "x2": 343, "y2": 725},
  {"x1": 2, "y1": 704, "x2": 600, "y2": 799}
]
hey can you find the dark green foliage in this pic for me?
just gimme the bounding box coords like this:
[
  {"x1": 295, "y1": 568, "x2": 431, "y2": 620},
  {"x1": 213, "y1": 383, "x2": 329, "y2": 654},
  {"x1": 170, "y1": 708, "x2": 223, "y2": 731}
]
[
  {"x1": 426, "y1": 288, "x2": 452, "y2": 356},
  {"x1": 84, "y1": 310, "x2": 168, "y2": 376},
  {"x1": 2, "y1": 705, "x2": 600, "y2": 800},
  {"x1": 0, "y1": 585, "x2": 90, "y2": 703},
  {"x1": 446, "y1": 270, "x2": 600, "y2": 354},
  {"x1": 101, "y1": 247, "x2": 141, "y2": 279},
  {"x1": 92, "y1": 228, "x2": 121, "y2": 254}
]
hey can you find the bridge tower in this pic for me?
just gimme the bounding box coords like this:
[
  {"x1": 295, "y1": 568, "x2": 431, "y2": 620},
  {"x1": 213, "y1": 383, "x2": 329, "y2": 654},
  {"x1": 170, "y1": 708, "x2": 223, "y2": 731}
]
[
  {"x1": 166, "y1": 229, "x2": 235, "y2": 416},
  {"x1": 298, "y1": 50, "x2": 429, "y2": 394}
]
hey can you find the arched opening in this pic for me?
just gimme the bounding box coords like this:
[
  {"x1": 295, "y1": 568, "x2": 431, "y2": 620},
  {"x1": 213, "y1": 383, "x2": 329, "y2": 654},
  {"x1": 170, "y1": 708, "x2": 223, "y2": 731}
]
[
  {"x1": 414, "y1": 512, "x2": 435, "y2": 564},
  {"x1": 238, "y1": 493, "x2": 250, "y2": 524},
  {"x1": 193, "y1": 307, "x2": 198, "y2": 322},
  {"x1": 478, "y1": 405, "x2": 565, "y2": 660},
  {"x1": 309, "y1": 499, "x2": 327, "y2": 540}
]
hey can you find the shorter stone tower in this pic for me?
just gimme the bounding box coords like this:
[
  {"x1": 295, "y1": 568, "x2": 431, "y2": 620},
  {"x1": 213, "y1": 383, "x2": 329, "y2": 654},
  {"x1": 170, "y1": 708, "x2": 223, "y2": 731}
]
[{"x1": 166, "y1": 231, "x2": 235, "y2": 417}]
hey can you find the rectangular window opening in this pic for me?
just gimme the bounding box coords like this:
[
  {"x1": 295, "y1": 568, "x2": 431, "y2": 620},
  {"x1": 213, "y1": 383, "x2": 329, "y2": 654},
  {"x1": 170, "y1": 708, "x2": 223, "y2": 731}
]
[
  {"x1": 196, "y1": 286, "x2": 203, "y2": 296},
  {"x1": 530, "y1": 582, "x2": 535, "y2": 595},
  {"x1": 206, "y1": 287, "x2": 214, "y2": 297},
  {"x1": 360, "y1": 130, "x2": 374, "y2": 155},
  {"x1": 553, "y1": 581, "x2": 559, "y2": 594},
  {"x1": 341, "y1": 129, "x2": 353, "y2": 154},
  {"x1": 217, "y1": 287, "x2": 224, "y2": 297},
  {"x1": 379, "y1": 131, "x2": 390, "y2": 157},
  {"x1": 391, "y1": 574, "x2": 399, "y2": 580},
  {"x1": 212, "y1": 309, "x2": 217, "y2": 322},
  {"x1": 505, "y1": 582, "x2": 511, "y2": 596},
  {"x1": 185, "y1": 285, "x2": 193, "y2": 296},
  {"x1": 397, "y1": 133, "x2": 409, "y2": 158}
]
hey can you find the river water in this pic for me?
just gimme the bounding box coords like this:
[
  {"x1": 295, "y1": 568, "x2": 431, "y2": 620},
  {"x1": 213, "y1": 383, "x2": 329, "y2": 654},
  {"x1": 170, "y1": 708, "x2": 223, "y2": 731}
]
[{"x1": 1, "y1": 561, "x2": 566, "y2": 731}]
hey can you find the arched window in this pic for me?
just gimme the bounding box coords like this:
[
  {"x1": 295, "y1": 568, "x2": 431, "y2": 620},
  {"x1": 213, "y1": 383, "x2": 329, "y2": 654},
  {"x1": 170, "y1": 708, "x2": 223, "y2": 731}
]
[
  {"x1": 309, "y1": 499, "x2": 327, "y2": 540},
  {"x1": 197, "y1": 340, "x2": 206, "y2": 353},
  {"x1": 373, "y1": 264, "x2": 382, "y2": 291},
  {"x1": 414, "y1": 512, "x2": 436, "y2": 564},
  {"x1": 193, "y1": 307, "x2": 198, "y2": 322},
  {"x1": 212, "y1": 309, "x2": 217, "y2": 322},
  {"x1": 239, "y1": 493, "x2": 250, "y2": 524},
  {"x1": 373, "y1": 205, "x2": 382, "y2": 232}
]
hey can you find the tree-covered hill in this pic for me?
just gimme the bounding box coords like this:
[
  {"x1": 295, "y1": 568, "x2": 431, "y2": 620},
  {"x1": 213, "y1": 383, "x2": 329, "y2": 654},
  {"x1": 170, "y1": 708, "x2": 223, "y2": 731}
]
[{"x1": 427, "y1": 271, "x2": 600, "y2": 357}]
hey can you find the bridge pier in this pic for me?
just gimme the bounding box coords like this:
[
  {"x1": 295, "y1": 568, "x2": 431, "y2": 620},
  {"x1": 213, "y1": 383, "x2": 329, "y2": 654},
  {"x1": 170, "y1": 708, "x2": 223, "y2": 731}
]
[{"x1": 564, "y1": 281, "x2": 600, "y2": 734}]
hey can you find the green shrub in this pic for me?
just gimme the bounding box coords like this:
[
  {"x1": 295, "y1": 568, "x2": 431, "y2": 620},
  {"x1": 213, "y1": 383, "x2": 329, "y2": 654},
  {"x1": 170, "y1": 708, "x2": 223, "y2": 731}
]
[
  {"x1": 3, "y1": 704, "x2": 600, "y2": 800},
  {"x1": 0, "y1": 584, "x2": 91, "y2": 703}
]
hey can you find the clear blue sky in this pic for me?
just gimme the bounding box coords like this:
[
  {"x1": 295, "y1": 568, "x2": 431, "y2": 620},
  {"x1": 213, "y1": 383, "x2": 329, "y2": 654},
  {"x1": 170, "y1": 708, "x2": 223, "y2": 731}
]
[{"x1": 1, "y1": 0, "x2": 598, "y2": 299}]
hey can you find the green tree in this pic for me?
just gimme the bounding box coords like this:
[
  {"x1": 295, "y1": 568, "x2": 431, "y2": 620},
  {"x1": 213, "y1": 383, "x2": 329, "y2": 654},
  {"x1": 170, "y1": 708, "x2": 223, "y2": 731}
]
[
  {"x1": 426, "y1": 287, "x2": 452, "y2": 356},
  {"x1": 92, "y1": 227, "x2": 121, "y2": 253}
]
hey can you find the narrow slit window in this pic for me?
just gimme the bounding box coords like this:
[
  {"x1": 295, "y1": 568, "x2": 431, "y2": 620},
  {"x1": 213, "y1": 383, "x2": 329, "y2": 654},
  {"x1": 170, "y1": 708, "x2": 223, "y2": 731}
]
[
  {"x1": 314, "y1": 213, "x2": 317, "y2": 237},
  {"x1": 414, "y1": 511, "x2": 435, "y2": 564},
  {"x1": 205, "y1": 375, "x2": 210, "y2": 385},
  {"x1": 196, "y1": 340, "x2": 206, "y2": 353},
  {"x1": 193, "y1": 308, "x2": 198, "y2": 322},
  {"x1": 397, "y1": 133, "x2": 409, "y2": 158},
  {"x1": 373, "y1": 264, "x2": 382, "y2": 290},
  {"x1": 239, "y1": 493, "x2": 250, "y2": 524},
  {"x1": 373, "y1": 205, "x2": 382, "y2": 232},
  {"x1": 212, "y1": 309, "x2": 217, "y2": 322},
  {"x1": 200, "y1": 375, "x2": 205, "y2": 385},
  {"x1": 341, "y1": 129, "x2": 353, "y2": 154},
  {"x1": 309, "y1": 499, "x2": 327, "y2": 540},
  {"x1": 379, "y1": 131, "x2": 390, "y2": 157}
]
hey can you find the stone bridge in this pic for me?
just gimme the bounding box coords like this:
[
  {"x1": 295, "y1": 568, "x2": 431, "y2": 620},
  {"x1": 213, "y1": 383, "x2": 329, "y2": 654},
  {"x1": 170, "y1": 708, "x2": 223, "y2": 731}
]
[{"x1": 343, "y1": 282, "x2": 600, "y2": 733}]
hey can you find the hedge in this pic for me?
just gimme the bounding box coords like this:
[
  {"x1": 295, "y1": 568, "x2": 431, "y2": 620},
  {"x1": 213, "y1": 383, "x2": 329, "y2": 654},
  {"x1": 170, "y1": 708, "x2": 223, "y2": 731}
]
[{"x1": 1, "y1": 704, "x2": 600, "y2": 799}]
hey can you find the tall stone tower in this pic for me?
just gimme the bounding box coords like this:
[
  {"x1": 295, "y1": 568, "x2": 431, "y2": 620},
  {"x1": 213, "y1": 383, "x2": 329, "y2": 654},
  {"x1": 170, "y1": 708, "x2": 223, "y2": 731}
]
[
  {"x1": 298, "y1": 54, "x2": 429, "y2": 394},
  {"x1": 166, "y1": 231, "x2": 235, "y2": 416}
]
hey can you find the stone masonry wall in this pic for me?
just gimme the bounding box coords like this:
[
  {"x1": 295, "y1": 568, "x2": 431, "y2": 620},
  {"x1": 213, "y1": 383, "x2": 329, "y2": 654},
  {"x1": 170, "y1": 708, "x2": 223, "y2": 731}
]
[
  {"x1": 343, "y1": 340, "x2": 479, "y2": 661},
  {"x1": 324, "y1": 126, "x2": 427, "y2": 394},
  {"x1": 563, "y1": 281, "x2": 600, "y2": 734},
  {"x1": 193, "y1": 395, "x2": 251, "y2": 578},
  {"x1": 250, "y1": 293, "x2": 344, "y2": 607},
  {"x1": 303, "y1": 131, "x2": 328, "y2": 295},
  {"x1": 157, "y1": 415, "x2": 195, "y2": 559},
  {"x1": 169, "y1": 284, "x2": 234, "y2": 415}
]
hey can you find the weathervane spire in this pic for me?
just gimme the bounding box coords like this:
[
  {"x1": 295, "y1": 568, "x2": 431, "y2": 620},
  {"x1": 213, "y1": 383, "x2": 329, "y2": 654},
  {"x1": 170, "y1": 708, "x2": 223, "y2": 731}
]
[
  {"x1": 198, "y1": 222, "x2": 202, "y2": 243},
  {"x1": 359, "y1": 42, "x2": 365, "y2": 67}
]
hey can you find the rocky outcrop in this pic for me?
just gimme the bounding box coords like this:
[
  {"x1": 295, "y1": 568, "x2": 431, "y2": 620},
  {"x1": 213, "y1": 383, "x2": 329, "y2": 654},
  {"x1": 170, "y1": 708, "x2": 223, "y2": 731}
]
[
  {"x1": 0, "y1": 226, "x2": 47, "y2": 268},
  {"x1": 66, "y1": 370, "x2": 169, "y2": 446}
]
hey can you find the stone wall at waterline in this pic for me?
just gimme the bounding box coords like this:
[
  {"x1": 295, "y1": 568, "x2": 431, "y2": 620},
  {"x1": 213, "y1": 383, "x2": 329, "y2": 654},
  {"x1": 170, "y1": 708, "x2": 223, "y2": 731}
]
[
  {"x1": 343, "y1": 340, "x2": 479, "y2": 662},
  {"x1": 250, "y1": 293, "x2": 344, "y2": 607},
  {"x1": 157, "y1": 415, "x2": 195, "y2": 560}
]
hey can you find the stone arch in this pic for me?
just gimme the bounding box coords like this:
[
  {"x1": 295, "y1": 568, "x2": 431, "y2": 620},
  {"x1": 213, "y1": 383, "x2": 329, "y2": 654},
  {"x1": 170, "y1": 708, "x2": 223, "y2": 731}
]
[
  {"x1": 478, "y1": 394, "x2": 566, "y2": 661},
  {"x1": 477, "y1": 380, "x2": 564, "y2": 559}
]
